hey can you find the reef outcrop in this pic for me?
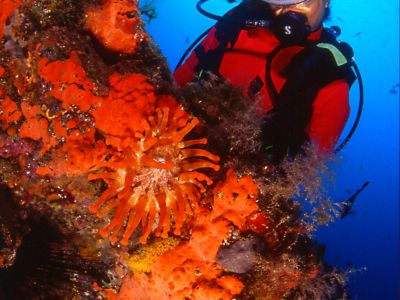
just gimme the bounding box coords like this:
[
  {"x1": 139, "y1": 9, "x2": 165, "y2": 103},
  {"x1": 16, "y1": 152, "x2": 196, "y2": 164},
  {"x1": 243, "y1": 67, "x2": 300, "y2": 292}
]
[{"x1": 0, "y1": 1, "x2": 348, "y2": 299}]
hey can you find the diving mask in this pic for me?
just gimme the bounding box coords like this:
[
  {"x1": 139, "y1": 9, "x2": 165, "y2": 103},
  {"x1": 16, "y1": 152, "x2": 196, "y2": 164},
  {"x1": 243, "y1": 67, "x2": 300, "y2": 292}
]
[{"x1": 261, "y1": 0, "x2": 308, "y2": 5}]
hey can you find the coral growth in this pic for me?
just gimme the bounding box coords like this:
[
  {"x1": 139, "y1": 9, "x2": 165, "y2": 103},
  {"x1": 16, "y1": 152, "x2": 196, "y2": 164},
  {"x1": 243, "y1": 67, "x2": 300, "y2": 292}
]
[
  {"x1": 0, "y1": 0, "x2": 350, "y2": 299},
  {"x1": 105, "y1": 169, "x2": 258, "y2": 299},
  {"x1": 0, "y1": 0, "x2": 220, "y2": 247},
  {"x1": 0, "y1": 0, "x2": 21, "y2": 39},
  {"x1": 4, "y1": 45, "x2": 220, "y2": 246},
  {"x1": 181, "y1": 73, "x2": 264, "y2": 167},
  {"x1": 242, "y1": 253, "x2": 348, "y2": 300},
  {"x1": 88, "y1": 106, "x2": 220, "y2": 245},
  {"x1": 85, "y1": 0, "x2": 146, "y2": 54}
]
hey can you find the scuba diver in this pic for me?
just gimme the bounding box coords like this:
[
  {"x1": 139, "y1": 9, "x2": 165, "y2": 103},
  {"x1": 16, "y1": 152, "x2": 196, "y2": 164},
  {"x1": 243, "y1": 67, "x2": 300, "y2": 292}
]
[{"x1": 174, "y1": 0, "x2": 358, "y2": 163}]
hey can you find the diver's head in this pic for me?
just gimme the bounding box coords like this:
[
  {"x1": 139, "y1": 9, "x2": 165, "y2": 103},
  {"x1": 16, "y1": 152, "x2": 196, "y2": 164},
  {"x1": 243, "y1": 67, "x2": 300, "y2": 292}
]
[{"x1": 262, "y1": 0, "x2": 330, "y2": 31}]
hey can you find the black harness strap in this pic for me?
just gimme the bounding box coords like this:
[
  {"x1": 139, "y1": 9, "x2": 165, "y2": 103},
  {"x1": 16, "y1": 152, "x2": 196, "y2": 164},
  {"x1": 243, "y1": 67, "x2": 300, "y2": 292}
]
[
  {"x1": 262, "y1": 29, "x2": 356, "y2": 163},
  {"x1": 194, "y1": 0, "x2": 273, "y2": 77}
]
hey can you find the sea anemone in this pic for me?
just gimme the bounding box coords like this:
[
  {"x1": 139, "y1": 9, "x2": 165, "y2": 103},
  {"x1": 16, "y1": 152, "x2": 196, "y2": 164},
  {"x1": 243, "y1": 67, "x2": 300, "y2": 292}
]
[{"x1": 89, "y1": 106, "x2": 220, "y2": 245}]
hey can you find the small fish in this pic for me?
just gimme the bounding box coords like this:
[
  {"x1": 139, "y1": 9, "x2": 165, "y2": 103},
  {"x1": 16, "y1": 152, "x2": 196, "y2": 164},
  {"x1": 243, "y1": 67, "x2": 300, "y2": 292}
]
[
  {"x1": 345, "y1": 261, "x2": 353, "y2": 267},
  {"x1": 336, "y1": 16, "x2": 345, "y2": 23},
  {"x1": 389, "y1": 83, "x2": 399, "y2": 94},
  {"x1": 340, "y1": 181, "x2": 370, "y2": 218},
  {"x1": 352, "y1": 32, "x2": 362, "y2": 38},
  {"x1": 185, "y1": 36, "x2": 190, "y2": 43}
]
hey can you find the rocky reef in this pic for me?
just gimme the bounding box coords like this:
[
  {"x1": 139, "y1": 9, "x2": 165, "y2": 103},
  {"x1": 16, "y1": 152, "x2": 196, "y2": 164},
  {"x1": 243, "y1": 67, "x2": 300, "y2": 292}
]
[{"x1": 0, "y1": 0, "x2": 347, "y2": 299}]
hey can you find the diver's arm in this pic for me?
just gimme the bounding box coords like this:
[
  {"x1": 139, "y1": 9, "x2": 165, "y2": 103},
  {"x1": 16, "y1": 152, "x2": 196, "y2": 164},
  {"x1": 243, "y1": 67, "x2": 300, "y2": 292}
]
[
  {"x1": 174, "y1": 49, "x2": 200, "y2": 87},
  {"x1": 305, "y1": 79, "x2": 350, "y2": 153},
  {"x1": 174, "y1": 27, "x2": 220, "y2": 87}
]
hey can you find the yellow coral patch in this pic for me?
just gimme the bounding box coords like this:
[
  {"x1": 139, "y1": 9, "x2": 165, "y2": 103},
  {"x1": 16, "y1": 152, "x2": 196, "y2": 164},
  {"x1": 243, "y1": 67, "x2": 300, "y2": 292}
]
[{"x1": 127, "y1": 237, "x2": 180, "y2": 273}]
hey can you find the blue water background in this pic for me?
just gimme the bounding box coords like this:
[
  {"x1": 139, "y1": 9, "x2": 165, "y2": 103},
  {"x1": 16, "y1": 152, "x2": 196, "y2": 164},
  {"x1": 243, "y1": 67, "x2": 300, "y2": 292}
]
[{"x1": 144, "y1": 0, "x2": 400, "y2": 299}]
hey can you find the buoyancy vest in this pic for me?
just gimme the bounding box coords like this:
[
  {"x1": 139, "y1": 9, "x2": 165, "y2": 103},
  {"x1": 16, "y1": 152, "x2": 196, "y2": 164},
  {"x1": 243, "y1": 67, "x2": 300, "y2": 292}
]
[
  {"x1": 262, "y1": 31, "x2": 356, "y2": 162},
  {"x1": 193, "y1": 0, "x2": 274, "y2": 77},
  {"x1": 190, "y1": 0, "x2": 356, "y2": 162}
]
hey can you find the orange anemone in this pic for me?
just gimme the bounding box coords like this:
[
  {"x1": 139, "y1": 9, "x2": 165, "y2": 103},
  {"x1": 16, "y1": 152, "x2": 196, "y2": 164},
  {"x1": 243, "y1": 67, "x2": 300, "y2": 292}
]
[{"x1": 89, "y1": 106, "x2": 220, "y2": 245}]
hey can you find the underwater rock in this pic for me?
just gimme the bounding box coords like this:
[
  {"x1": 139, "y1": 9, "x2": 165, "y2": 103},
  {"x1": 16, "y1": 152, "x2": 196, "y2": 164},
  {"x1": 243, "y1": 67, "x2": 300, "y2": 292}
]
[
  {"x1": 216, "y1": 238, "x2": 262, "y2": 274},
  {"x1": 0, "y1": 186, "x2": 21, "y2": 270},
  {"x1": 105, "y1": 169, "x2": 258, "y2": 299},
  {"x1": 181, "y1": 73, "x2": 264, "y2": 173},
  {"x1": 0, "y1": 214, "x2": 120, "y2": 299},
  {"x1": 0, "y1": 0, "x2": 220, "y2": 247},
  {"x1": 0, "y1": 0, "x2": 349, "y2": 299}
]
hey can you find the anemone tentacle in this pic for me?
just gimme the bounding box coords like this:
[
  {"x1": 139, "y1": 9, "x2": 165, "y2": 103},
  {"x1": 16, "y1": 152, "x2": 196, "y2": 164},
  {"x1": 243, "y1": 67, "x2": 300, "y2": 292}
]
[{"x1": 89, "y1": 107, "x2": 220, "y2": 245}]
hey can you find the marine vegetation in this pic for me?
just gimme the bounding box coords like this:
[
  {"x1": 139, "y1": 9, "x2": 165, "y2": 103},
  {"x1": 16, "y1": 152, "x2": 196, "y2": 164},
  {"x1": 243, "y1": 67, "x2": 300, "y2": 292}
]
[
  {"x1": 0, "y1": 0, "x2": 349, "y2": 299},
  {"x1": 139, "y1": 0, "x2": 159, "y2": 24}
]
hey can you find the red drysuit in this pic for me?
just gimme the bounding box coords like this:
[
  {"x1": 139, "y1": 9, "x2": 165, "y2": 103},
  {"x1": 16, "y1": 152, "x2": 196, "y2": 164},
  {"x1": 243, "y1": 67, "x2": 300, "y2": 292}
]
[{"x1": 174, "y1": 25, "x2": 350, "y2": 153}]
